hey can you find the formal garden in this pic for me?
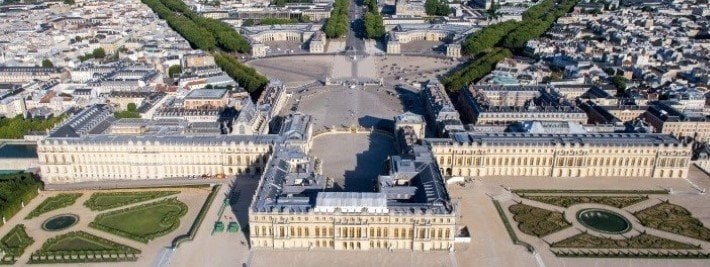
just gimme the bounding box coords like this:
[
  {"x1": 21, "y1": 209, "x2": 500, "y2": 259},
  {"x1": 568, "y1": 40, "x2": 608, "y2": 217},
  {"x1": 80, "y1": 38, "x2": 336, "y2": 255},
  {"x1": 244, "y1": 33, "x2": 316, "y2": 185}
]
[
  {"x1": 28, "y1": 231, "x2": 140, "y2": 264},
  {"x1": 634, "y1": 201, "x2": 710, "y2": 242},
  {"x1": 495, "y1": 190, "x2": 710, "y2": 258},
  {"x1": 0, "y1": 186, "x2": 215, "y2": 264},
  {"x1": 508, "y1": 203, "x2": 571, "y2": 237},
  {"x1": 89, "y1": 197, "x2": 188, "y2": 243},
  {"x1": 25, "y1": 193, "x2": 82, "y2": 219},
  {"x1": 0, "y1": 224, "x2": 34, "y2": 264},
  {"x1": 83, "y1": 190, "x2": 180, "y2": 211}
]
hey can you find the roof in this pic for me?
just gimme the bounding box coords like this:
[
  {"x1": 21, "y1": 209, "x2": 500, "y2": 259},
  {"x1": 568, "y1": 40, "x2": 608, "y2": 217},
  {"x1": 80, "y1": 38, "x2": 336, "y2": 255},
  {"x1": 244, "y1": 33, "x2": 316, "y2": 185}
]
[{"x1": 185, "y1": 89, "x2": 228, "y2": 99}]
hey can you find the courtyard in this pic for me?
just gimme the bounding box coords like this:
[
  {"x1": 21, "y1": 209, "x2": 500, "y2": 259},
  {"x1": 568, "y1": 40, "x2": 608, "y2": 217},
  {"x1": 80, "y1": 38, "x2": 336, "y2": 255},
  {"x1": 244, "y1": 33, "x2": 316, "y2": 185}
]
[
  {"x1": 311, "y1": 133, "x2": 396, "y2": 192},
  {"x1": 284, "y1": 85, "x2": 405, "y2": 131}
]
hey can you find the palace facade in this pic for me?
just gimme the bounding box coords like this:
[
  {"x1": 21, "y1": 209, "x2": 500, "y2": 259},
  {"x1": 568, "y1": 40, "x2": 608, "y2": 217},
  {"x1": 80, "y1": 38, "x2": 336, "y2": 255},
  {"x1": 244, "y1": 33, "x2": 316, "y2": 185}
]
[{"x1": 428, "y1": 132, "x2": 692, "y2": 178}]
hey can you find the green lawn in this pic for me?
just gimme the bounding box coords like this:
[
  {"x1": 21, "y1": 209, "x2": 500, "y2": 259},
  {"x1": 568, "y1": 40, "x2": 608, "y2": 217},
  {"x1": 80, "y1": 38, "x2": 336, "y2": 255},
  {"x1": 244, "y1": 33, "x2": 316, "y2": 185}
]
[
  {"x1": 84, "y1": 191, "x2": 180, "y2": 211},
  {"x1": 30, "y1": 231, "x2": 140, "y2": 264},
  {"x1": 25, "y1": 193, "x2": 82, "y2": 219},
  {"x1": 90, "y1": 198, "x2": 188, "y2": 243},
  {"x1": 0, "y1": 224, "x2": 34, "y2": 263}
]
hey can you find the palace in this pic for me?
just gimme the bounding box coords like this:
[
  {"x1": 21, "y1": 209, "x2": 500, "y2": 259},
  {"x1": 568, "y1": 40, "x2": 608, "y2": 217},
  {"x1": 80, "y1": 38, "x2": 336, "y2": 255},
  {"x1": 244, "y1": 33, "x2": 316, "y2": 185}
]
[
  {"x1": 248, "y1": 114, "x2": 457, "y2": 251},
  {"x1": 428, "y1": 132, "x2": 692, "y2": 178},
  {"x1": 37, "y1": 105, "x2": 279, "y2": 184}
]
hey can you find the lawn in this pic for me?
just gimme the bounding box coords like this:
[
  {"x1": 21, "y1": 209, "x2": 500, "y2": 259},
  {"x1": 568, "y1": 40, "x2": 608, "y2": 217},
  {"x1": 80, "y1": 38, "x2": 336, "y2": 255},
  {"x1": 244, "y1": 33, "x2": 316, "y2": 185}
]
[
  {"x1": 634, "y1": 202, "x2": 710, "y2": 242},
  {"x1": 29, "y1": 231, "x2": 140, "y2": 264},
  {"x1": 84, "y1": 190, "x2": 180, "y2": 211},
  {"x1": 90, "y1": 198, "x2": 188, "y2": 243},
  {"x1": 0, "y1": 224, "x2": 34, "y2": 264},
  {"x1": 25, "y1": 193, "x2": 82, "y2": 219},
  {"x1": 509, "y1": 203, "x2": 571, "y2": 237}
]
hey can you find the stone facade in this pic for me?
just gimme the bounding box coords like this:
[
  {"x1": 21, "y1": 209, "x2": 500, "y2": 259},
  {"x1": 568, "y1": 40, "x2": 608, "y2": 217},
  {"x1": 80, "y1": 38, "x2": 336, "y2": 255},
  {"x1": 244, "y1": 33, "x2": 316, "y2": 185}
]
[
  {"x1": 248, "y1": 212, "x2": 456, "y2": 251},
  {"x1": 429, "y1": 133, "x2": 692, "y2": 178},
  {"x1": 37, "y1": 135, "x2": 277, "y2": 184}
]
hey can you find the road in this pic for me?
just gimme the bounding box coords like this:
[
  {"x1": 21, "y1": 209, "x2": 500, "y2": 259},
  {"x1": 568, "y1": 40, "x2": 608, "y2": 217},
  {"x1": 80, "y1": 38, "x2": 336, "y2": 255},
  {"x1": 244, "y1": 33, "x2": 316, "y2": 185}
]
[{"x1": 345, "y1": 0, "x2": 365, "y2": 55}]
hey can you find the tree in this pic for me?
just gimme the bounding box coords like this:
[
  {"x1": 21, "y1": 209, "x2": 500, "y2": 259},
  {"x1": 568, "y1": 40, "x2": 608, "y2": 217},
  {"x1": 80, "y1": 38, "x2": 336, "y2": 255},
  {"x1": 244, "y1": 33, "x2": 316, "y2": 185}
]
[
  {"x1": 92, "y1": 48, "x2": 106, "y2": 59},
  {"x1": 168, "y1": 65, "x2": 182, "y2": 78},
  {"x1": 425, "y1": 0, "x2": 450, "y2": 16},
  {"x1": 127, "y1": 103, "x2": 137, "y2": 112},
  {"x1": 612, "y1": 75, "x2": 627, "y2": 95},
  {"x1": 63, "y1": 0, "x2": 75, "y2": 4},
  {"x1": 41, "y1": 59, "x2": 54, "y2": 68},
  {"x1": 364, "y1": 11, "x2": 385, "y2": 39}
]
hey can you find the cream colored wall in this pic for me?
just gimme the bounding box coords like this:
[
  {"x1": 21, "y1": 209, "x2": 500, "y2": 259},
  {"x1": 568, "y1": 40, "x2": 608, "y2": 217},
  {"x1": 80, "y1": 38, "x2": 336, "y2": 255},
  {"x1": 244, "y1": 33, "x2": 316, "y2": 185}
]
[
  {"x1": 249, "y1": 211, "x2": 456, "y2": 251},
  {"x1": 37, "y1": 140, "x2": 272, "y2": 184},
  {"x1": 431, "y1": 142, "x2": 691, "y2": 178}
]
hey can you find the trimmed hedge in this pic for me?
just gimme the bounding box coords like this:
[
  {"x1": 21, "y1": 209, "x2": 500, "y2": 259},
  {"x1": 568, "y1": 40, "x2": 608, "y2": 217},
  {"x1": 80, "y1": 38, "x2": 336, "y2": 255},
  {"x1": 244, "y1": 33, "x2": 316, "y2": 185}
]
[
  {"x1": 509, "y1": 203, "x2": 571, "y2": 237},
  {"x1": 29, "y1": 231, "x2": 140, "y2": 264},
  {"x1": 172, "y1": 184, "x2": 221, "y2": 248},
  {"x1": 512, "y1": 189, "x2": 669, "y2": 195},
  {"x1": 520, "y1": 195, "x2": 649, "y2": 209},
  {"x1": 551, "y1": 233, "x2": 700, "y2": 250},
  {"x1": 25, "y1": 193, "x2": 82, "y2": 219},
  {"x1": 84, "y1": 190, "x2": 180, "y2": 211},
  {"x1": 0, "y1": 224, "x2": 34, "y2": 264},
  {"x1": 492, "y1": 199, "x2": 534, "y2": 252},
  {"x1": 635, "y1": 202, "x2": 710, "y2": 242}
]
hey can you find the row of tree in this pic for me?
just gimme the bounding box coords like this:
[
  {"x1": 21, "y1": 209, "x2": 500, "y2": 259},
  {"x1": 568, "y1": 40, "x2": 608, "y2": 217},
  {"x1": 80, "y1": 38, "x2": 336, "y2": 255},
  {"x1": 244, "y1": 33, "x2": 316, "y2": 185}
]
[
  {"x1": 141, "y1": 0, "x2": 250, "y2": 53},
  {"x1": 323, "y1": 0, "x2": 349, "y2": 38},
  {"x1": 363, "y1": 0, "x2": 385, "y2": 39},
  {"x1": 462, "y1": 0, "x2": 578, "y2": 55},
  {"x1": 213, "y1": 52, "x2": 269, "y2": 94},
  {"x1": 142, "y1": 0, "x2": 270, "y2": 95},
  {"x1": 447, "y1": 0, "x2": 578, "y2": 91},
  {"x1": 442, "y1": 48, "x2": 512, "y2": 91},
  {"x1": 500, "y1": 0, "x2": 578, "y2": 49}
]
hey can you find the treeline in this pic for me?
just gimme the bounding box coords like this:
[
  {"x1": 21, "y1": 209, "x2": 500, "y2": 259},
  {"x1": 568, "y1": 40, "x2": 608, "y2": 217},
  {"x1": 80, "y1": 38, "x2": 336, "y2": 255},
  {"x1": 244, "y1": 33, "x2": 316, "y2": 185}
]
[
  {"x1": 323, "y1": 0, "x2": 349, "y2": 38},
  {"x1": 0, "y1": 115, "x2": 66, "y2": 139},
  {"x1": 141, "y1": 0, "x2": 250, "y2": 53},
  {"x1": 447, "y1": 0, "x2": 577, "y2": 91},
  {"x1": 142, "y1": 0, "x2": 270, "y2": 96},
  {"x1": 363, "y1": 0, "x2": 385, "y2": 39},
  {"x1": 462, "y1": 20, "x2": 519, "y2": 56},
  {"x1": 214, "y1": 53, "x2": 269, "y2": 94},
  {"x1": 0, "y1": 173, "x2": 42, "y2": 225},
  {"x1": 442, "y1": 48, "x2": 512, "y2": 91},
  {"x1": 462, "y1": 0, "x2": 577, "y2": 55},
  {"x1": 501, "y1": 0, "x2": 578, "y2": 49}
]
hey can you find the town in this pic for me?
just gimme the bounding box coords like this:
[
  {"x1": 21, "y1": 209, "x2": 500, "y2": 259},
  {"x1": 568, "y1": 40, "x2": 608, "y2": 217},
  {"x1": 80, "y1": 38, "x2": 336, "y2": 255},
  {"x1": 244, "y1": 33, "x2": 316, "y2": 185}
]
[{"x1": 0, "y1": 0, "x2": 708, "y2": 266}]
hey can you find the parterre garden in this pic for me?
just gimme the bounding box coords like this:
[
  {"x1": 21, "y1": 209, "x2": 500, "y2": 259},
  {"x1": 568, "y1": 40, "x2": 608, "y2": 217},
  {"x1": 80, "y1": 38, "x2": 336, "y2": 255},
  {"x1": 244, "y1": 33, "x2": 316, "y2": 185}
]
[
  {"x1": 0, "y1": 224, "x2": 34, "y2": 264},
  {"x1": 0, "y1": 186, "x2": 213, "y2": 264},
  {"x1": 496, "y1": 190, "x2": 710, "y2": 258}
]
